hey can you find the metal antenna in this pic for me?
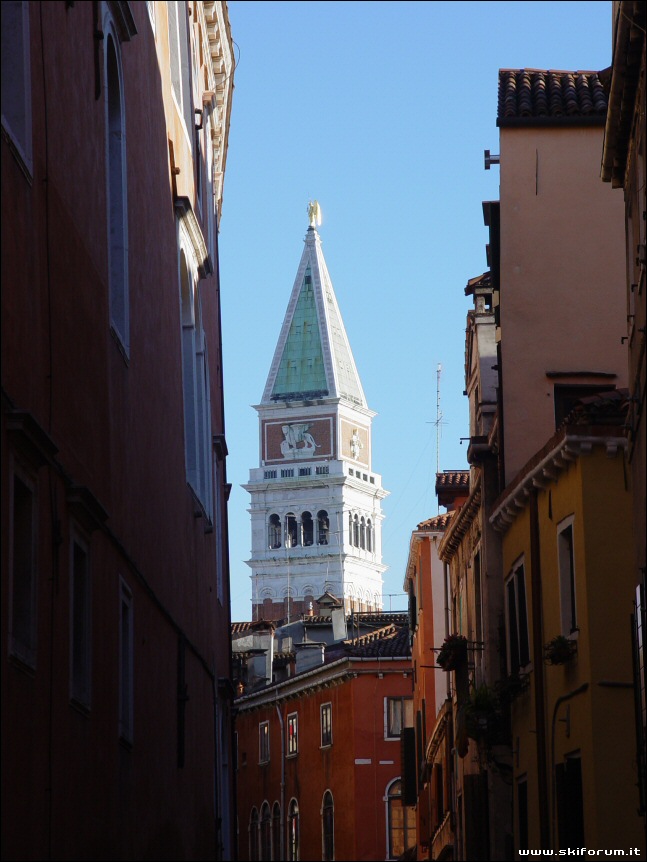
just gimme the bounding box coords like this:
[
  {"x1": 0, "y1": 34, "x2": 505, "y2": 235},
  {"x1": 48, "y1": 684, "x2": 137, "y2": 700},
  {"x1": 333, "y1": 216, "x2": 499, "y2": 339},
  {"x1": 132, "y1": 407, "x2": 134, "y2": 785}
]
[
  {"x1": 435, "y1": 363, "x2": 443, "y2": 475},
  {"x1": 435, "y1": 364, "x2": 444, "y2": 514}
]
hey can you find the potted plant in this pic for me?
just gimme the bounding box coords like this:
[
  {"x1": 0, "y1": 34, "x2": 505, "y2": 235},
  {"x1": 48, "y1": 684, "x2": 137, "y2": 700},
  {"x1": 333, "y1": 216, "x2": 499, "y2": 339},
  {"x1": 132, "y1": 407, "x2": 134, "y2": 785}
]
[
  {"x1": 544, "y1": 634, "x2": 577, "y2": 666},
  {"x1": 436, "y1": 634, "x2": 468, "y2": 671}
]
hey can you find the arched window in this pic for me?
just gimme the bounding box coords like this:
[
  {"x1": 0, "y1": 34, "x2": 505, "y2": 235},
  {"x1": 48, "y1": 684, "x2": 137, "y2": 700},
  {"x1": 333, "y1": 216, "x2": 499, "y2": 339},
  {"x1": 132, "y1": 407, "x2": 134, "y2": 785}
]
[
  {"x1": 179, "y1": 242, "x2": 212, "y2": 517},
  {"x1": 301, "y1": 511, "x2": 313, "y2": 547},
  {"x1": 268, "y1": 514, "x2": 281, "y2": 549},
  {"x1": 285, "y1": 513, "x2": 298, "y2": 549},
  {"x1": 249, "y1": 807, "x2": 259, "y2": 862},
  {"x1": 260, "y1": 802, "x2": 271, "y2": 861},
  {"x1": 353, "y1": 515, "x2": 360, "y2": 548},
  {"x1": 366, "y1": 519, "x2": 373, "y2": 553},
  {"x1": 322, "y1": 790, "x2": 334, "y2": 861},
  {"x1": 272, "y1": 802, "x2": 281, "y2": 862},
  {"x1": 288, "y1": 798, "x2": 299, "y2": 861},
  {"x1": 317, "y1": 510, "x2": 329, "y2": 545},
  {"x1": 105, "y1": 30, "x2": 129, "y2": 354},
  {"x1": 386, "y1": 779, "x2": 415, "y2": 860},
  {"x1": 348, "y1": 512, "x2": 353, "y2": 546},
  {"x1": 359, "y1": 517, "x2": 366, "y2": 550}
]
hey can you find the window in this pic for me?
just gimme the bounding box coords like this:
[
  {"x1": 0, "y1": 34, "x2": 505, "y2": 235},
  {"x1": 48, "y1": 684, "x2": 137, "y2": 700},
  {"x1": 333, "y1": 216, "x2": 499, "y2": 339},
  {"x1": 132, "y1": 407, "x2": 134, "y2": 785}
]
[
  {"x1": 322, "y1": 791, "x2": 334, "y2": 861},
  {"x1": 385, "y1": 697, "x2": 413, "y2": 739},
  {"x1": 505, "y1": 559, "x2": 530, "y2": 673},
  {"x1": 557, "y1": 518, "x2": 577, "y2": 635},
  {"x1": 555, "y1": 754, "x2": 584, "y2": 848},
  {"x1": 287, "y1": 799, "x2": 299, "y2": 861},
  {"x1": 301, "y1": 511, "x2": 313, "y2": 547},
  {"x1": 167, "y1": 0, "x2": 193, "y2": 139},
  {"x1": 249, "y1": 807, "x2": 259, "y2": 862},
  {"x1": 259, "y1": 720, "x2": 270, "y2": 764},
  {"x1": 105, "y1": 27, "x2": 129, "y2": 355},
  {"x1": 179, "y1": 242, "x2": 213, "y2": 515},
  {"x1": 214, "y1": 457, "x2": 225, "y2": 603},
  {"x1": 70, "y1": 533, "x2": 91, "y2": 707},
  {"x1": 119, "y1": 579, "x2": 133, "y2": 743},
  {"x1": 9, "y1": 465, "x2": 37, "y2": 667},
  {"x1": 321, "y1": 702, "x2": 332, "y2": 747},
  {"x1": 359, "y1": 517, "x2": 366, "y2": 549},
  {"x1": 272, "y1": 802, "x2": 281, "y2": 862},
  {"x1": 386, "y1": 779, "x2": 416, "y2": 860},
  {"x1": 1, "y1": 1, "x2": 32, "y2": 174},
  {"x1": 366, "y1": 519, "x2": 373, "y2": 552},
  {"x1": 260, "y1": 802, "x2": 271, "y2": 862},
  {"x1": 287, "y1": 712, "x2": 298, "y2": 756},
  {"x1": 353, "y1": 514, "x2": 360, "y2": 547},
  {"x1": 317, "y1": 510, "x2": 329, "y2": 545},
  {"x1": 285, "y1": 513, "x2": 298, "y2": 548},
  {"x1": 474, "y1": 550, "x2": 483, "y2": 678},
  {"x1": 268, "y1": 514, "x2": 281, "y2": 549}
]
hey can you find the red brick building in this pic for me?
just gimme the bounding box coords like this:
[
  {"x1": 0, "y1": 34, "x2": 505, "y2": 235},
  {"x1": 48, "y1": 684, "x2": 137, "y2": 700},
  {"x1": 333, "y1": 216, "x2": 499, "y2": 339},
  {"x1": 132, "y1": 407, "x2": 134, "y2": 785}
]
[
  {"x1": 1, "y1": 3, "x2": 235, "y2": 858},
  {"x1": 234, "y1": 615, "x2": 415, "y2": 861}
]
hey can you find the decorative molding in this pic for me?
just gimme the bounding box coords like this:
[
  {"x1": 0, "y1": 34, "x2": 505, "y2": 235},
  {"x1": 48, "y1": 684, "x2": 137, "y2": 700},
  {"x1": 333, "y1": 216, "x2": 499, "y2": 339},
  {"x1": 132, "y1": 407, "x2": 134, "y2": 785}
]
[
  {"x1": 106, "y1": 1, "x2": 137, "y2": 42},
  {"x1": 174, "y1": 196, "x2": 213, "y2": 278},
  {"x1": 490, "y1": 432, "x2": 627, "y2": 532}
]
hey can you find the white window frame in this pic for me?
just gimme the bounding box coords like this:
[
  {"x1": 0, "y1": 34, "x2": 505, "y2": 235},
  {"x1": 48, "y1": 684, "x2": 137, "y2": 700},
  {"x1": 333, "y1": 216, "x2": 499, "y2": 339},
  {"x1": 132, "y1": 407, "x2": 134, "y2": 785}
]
[
  {"x1": 69, "y1": 528, "x2": 92, "y2": 708},
  {"x1": 505, "y1": 556, "x2": 531, "y2": 674},
  {"x1": 178, "y1": 224, "x2": 213, "y2": 517},
  {"x1": 167, "y1": 0, "x2": 193, "y2": 147},
  {"x1": 1, "y1": 1, "x2": 33, "y2": 175},
  {"x1": 321, "y1": 701, "x2": 333, "y2": 747},
  {"x1": 385, "y1": 778, "x2": 415, "y2": 860},
  {"x1": 103, "y1": 10, "x2": 130, "y2": 357},
  {"x1": 384, "y1": 696, "x2": 413, "y2": 740},
  {"x1": 259, "y1": 719, "x2": 270, "y2": 764},
  {"x1": 287, "y1": 798, "x2": 299, "y2": 862},
  {"x1": 287, "y1": 711, "x2": 298, "y2": 757},
  {"x1": 8, "y1": 458, "x2": 38, "y2": 668},
  {"x1": 119, "y1": 578, "x2": 133, "y2": 743},
  {"x1": 557, "y1": 516, "x2": 578, "y2": 636},
  {"x1": 321, "y1": 789, "x2": 334, "y2": 862}
]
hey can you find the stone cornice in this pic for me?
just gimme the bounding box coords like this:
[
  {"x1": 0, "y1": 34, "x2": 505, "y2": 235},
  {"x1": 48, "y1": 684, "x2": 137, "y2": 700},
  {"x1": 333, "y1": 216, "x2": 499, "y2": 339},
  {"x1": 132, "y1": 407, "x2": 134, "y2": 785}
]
[
  {"x1": 490, "y1": 427, "x2": 628, "y2": 532},
  {"x1": 235, "y1": 655, "x2": 410, "y2": 712}
]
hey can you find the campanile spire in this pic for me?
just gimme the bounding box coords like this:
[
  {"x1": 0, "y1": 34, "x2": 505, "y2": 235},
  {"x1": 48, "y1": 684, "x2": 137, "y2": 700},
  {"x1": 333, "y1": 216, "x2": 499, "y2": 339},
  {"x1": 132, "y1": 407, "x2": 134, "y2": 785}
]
[{"x1": 244, "y1": 207, "x2": 388, "y2": 621}]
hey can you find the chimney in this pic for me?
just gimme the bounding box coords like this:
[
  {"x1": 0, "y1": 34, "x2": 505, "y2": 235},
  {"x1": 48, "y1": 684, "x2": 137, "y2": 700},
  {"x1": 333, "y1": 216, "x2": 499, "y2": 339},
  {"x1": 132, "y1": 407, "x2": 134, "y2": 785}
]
[
  {"x1": 294, "y1": 642, "x2": 325, "y2": 674},
  {"x1": 331, "y1": 606, "x2": 347, "y2": 641}
]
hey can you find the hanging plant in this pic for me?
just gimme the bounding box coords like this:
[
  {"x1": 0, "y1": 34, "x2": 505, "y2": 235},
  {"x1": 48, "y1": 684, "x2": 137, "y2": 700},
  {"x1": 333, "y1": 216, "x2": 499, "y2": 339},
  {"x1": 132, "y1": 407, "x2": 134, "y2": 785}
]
[
  {"x1": 436, "y1": 634, "x2": 468, "y2": 671},
  {"x1": 495, "y1": 672, "x2": 530, "y2": 705},
  {"x1": 544, "y1": 634, "x2": 577, "y2": 666}
]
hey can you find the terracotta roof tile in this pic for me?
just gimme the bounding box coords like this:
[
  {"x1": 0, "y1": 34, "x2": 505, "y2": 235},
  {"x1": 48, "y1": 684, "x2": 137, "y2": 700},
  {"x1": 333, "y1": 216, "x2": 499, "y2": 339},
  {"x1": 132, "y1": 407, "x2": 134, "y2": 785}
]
[
  {"x1": 498, "y1": 69, "x2": 608, "y2": 126},
  {"x1": 231, "y1": 621, "x2": 253, "y2": 634},
  {"x1": 465, "y1": 272, "x2": 491, "y2": 296},
  {"x1": 561, "y1": 388, "x2": 630, "y2": 427},
  {"x1": 417, "y1": 512, "x2": 454, "y2": 532},
  {"x1": 344, "y1": 624, "x2": 411, "y2": 659},
  {"x1": 435, "y1": 471, "x2": 470, "y2": 489}
]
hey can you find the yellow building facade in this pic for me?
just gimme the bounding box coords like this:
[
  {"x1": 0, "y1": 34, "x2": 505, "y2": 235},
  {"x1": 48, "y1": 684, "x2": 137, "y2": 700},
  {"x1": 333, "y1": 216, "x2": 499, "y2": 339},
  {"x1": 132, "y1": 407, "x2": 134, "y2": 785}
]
[{"x1": 492, "y1": 411, "x2": 644, "y2": 854}]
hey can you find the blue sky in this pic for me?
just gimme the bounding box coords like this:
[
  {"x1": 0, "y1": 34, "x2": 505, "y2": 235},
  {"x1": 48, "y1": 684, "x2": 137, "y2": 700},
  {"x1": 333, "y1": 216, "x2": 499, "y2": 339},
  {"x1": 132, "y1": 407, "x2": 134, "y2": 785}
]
[{"x1": 219, "y1": 0, "x2": 615, "y2": 622}]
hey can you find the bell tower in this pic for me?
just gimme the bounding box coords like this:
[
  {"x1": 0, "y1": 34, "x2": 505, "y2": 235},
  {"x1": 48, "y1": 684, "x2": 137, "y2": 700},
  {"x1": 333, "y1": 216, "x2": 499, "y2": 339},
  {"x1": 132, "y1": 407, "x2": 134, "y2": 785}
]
[{"x1": 244, "y1": 205, "x2": 388, "y2": 621}]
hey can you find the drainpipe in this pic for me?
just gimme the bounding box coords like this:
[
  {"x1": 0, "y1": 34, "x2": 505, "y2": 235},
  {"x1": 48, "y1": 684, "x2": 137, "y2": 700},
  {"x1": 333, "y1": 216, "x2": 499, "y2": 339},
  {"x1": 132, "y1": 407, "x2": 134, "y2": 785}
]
[
  {"x1": 275, "y1": 701, "x2": 285, "y2": 861},
  {"x1": 529, "y1": 490, "x2": 550, "y2": 850},
  {"x1": 443, "y1": 561, "x2": 450, "y2": 700}
]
